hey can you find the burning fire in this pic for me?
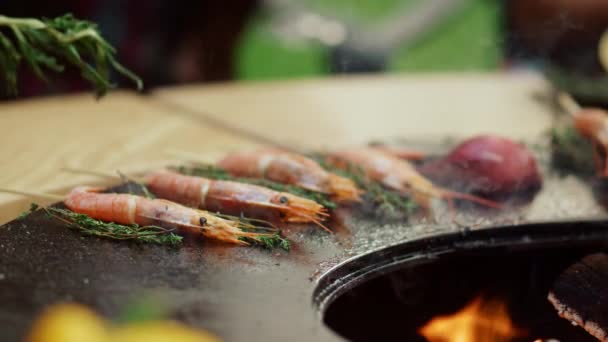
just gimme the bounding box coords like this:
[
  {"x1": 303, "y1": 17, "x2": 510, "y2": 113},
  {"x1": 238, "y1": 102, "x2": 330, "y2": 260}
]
[{"x1": 419, "y1": 296, "x2": 526, "y2": 342}]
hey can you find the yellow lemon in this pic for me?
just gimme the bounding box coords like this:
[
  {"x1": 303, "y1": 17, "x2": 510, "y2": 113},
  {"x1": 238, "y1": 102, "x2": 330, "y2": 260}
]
[
  {"x1": 111, "y1": 320, "x2": 220, "y2": 342},
  {"x1": 26, "y1": 303, "x2": 107, "y2": 342}
]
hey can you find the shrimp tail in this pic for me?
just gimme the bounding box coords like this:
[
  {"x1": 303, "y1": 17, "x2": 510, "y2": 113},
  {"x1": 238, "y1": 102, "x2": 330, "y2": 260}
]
[
  {"x1": 327, "y1": 174, "x2": 363, "y2": 203},
  {"x1": 441, "y1": 190, "x2": 502, "y2": 209}
]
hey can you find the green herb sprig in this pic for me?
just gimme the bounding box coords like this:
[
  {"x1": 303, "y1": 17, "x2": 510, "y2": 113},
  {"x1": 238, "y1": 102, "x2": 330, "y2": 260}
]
[
  {"x1": 171, "y1": 164, "x2": 337, "y2": 209},
  {"x1": 550, "y1": 125, "x2": 595, "y2": 175},
  {"x1": 0, "y1": 13, "x2": 142, "y2": 96},
  {"x1": 18, "y1": 202, "x2": 39, "y2": 219},
  {"x1": 239, "y1": 234, "x2": 290, "y2": 251},
  {"x1": 44, "y1": 207, "x2": 183, "y2": 246}
]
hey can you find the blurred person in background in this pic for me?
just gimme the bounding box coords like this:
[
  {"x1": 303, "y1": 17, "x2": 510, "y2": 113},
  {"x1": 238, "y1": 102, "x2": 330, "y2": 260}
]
[{"x1": 507, "y1": 0, "x2": 608, "y2": 74}]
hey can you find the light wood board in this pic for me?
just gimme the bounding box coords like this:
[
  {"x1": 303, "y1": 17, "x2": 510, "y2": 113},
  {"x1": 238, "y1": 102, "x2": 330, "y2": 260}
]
[
  {"x1": 0, "y1": 72, "x2": 553, "y2": 224},
  {"x1": 154, "y1": 72, "x2": 553, "y2": 150}
]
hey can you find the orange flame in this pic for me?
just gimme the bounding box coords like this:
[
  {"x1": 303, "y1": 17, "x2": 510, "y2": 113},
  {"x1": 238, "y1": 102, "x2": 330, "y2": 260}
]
[{"x1": 419, "y1": 296, "x2": 526, "y2": 342}]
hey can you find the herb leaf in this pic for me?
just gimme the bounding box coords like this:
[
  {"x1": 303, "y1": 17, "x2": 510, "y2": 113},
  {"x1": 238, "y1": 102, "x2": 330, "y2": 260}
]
[{"x1": 239, "y1": 234, "x2": 290, "y2": 251}]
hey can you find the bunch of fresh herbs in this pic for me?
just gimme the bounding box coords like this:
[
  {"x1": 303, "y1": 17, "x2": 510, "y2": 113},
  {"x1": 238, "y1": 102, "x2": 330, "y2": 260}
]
[{"x1": 0, "y1": 13, "x2": 142, "y2": 96}]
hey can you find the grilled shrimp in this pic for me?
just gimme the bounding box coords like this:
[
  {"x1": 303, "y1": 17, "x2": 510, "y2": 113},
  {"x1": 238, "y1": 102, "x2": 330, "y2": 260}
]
[
  {"x1": 326, "y1": 147, "x2": 501, "y2": 211},
  {"x1": 218, "y1": 148, "x2": 361, "y2": 202},
  {"x1": 64, "y1": 186, "x2": 270, "y2": 245},
  {"x1": 572, "y1": 108, "x2": 608, "y2": 176},
  {"x1": 144, "y1": 170, "x2": 331, "y2": 232}
]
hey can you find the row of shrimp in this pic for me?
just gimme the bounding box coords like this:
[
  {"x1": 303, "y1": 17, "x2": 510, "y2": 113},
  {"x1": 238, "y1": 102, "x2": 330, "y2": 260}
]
[
  {"x1": 218, "y1": 146, "x2": 501, "y2": 212},
  {"x1": 7, "y1": 149, "x2": 363, "y2": 247},
  {"x1": 8, "y1": 145, "x2": 504, "y2": 247}
]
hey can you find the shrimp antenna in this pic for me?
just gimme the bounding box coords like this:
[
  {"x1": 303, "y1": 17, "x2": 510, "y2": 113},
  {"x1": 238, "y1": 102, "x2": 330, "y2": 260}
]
[
  {"x1": 370, "y1": 144, "x2": 426, "y2": 161},
  {"x1": 441, "y1": 190, "x2": 502, "y2": 209},
  {"x1": 309, "y1": 217, "x2": 333, "y2": 233},
  {"x1": 557, "y1": 92, "x2": 582, "y2": 117},
  {"x1": 0, "y1": 188, "x2": 64, "y2": 201}
]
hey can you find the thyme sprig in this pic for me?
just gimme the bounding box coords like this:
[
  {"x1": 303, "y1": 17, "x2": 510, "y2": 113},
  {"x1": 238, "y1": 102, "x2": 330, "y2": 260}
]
[
  {"x1": 18, "y1": 202, "x2": 39, "y2": 219},
  {"x1": 240, "y1": 234, "x2": 291, "y2": 251},
  {"x1": 311, "y1": 154, "x2": 417, "y2": 218},
  {"x1": 171, "y1": 164, "x2": 337, "y2": 209},
  {"x1": 44, "y1": 207, "x2": 183, "y2": 246},
  {"x1": 0, "y1": 13, "x2": 142, "y2": 96}
]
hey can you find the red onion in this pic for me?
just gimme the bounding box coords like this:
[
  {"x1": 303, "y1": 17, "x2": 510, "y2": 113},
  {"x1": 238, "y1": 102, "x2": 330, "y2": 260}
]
[{"x1": 419, "y1": 135, "x2": 542, "y2": 199}]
